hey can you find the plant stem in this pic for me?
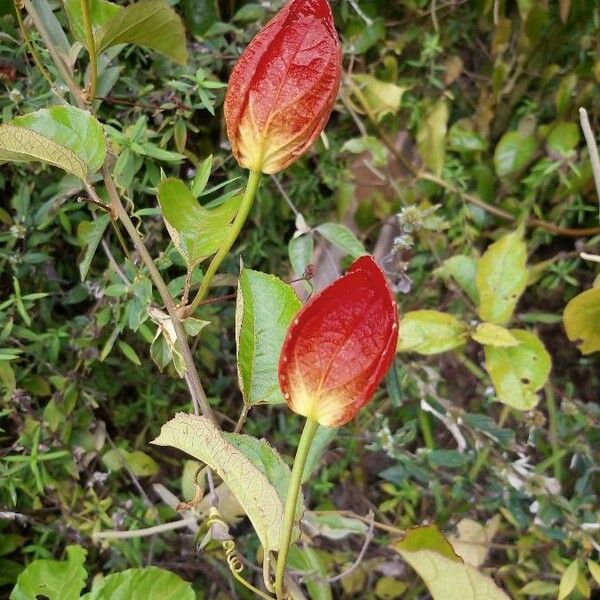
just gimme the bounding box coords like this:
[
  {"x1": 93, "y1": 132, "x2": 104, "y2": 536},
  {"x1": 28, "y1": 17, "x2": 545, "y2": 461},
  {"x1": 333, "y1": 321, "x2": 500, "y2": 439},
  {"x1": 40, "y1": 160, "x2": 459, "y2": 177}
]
[
  {"x1": 544, "y1": 385, "x2": 563, "y2": 481},
  {"x1": 275, "y1": 417, "x2": 319, "y2": 600},
  {"x1": 185, "y1": 170, "x2": 262, "y2": 316},
  {"x1": 80, "y1": 0, "x2": 97, "y2": 101},
  {"x1": 102, "y1": 168, "x2": 216, "y2": 423},
  {"x1": 469, "y1": 404, "x2": 510, "y2": 482}
]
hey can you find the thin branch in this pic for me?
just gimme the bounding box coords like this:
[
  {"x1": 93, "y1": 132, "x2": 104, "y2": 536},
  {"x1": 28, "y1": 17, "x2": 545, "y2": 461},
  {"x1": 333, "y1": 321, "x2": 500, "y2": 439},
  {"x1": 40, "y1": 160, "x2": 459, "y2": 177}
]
[
  {"x1": 93, "y1": 518, "x2": 198, "y2": 540},
  {"x1": 579, "y1": 107, "x2": 600, "y2": 215}
]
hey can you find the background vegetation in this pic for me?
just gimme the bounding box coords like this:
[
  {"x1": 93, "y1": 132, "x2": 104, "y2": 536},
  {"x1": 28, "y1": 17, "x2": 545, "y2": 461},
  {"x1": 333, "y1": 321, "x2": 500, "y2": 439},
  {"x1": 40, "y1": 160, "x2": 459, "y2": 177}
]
[{"x1": 0, "y1": 0, "x2": 599, "y2": 598}]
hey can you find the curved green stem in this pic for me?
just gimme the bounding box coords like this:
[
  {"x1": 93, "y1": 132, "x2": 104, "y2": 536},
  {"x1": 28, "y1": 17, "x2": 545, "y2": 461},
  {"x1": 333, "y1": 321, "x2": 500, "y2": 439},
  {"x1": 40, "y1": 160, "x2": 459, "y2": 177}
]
[
  {"x1": 80, "y1": 0, "x2": 97, "y2": 101},
  {"x1": 185, "y1": 170, "x2": 262, "y2": 316},
  {"x1": 275, "y1": 417, "x2": 319, "y2": 599}
]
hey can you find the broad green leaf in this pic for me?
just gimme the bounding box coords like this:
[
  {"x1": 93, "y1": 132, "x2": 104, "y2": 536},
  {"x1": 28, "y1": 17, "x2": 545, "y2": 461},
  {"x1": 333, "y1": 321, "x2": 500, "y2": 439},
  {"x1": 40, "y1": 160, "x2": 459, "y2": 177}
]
[
  {"x1": 82, "y1": 566, "x2": 194, "y2": 600},
  {"x1": 12, "y1": 106, "x2": 106, "y2": 173},
  {"x1": 77, "y1": 214, "x2": 110, "y2": 281},
  {"x1": 587, "y1": 560, "x2": 600, "y2": 586},
  {"x1": 95, "y1": 0, "x2": 188, "y2": 65},
  {"x1": 494, "y1": 131, "x2": 536, "y2": 176},
  {"x1": 472, "y1": 323, "x2": 519, "y2": 347},
  {"x1": 417, "y1": 100, "x2": 448, "y2": 176},
  {"x1": 152, "y1": 413, "x2": 285, "y2": 551},
  {"x1": 397, "y1": 310, "x2": 468, "y2": 355},
  {"x1": 235, "y1": 269, "x2": 301, "y2": 406},
  {"x1": 0, "y1": 125, "x2": 87, "y2": 181},
  {"x1": 558, "y1": 559, "x2": 579, "y2": 600},
  {"x1": 288, "y1": 234, "x2": 313, "y2": 277},
  {"x1": 448, "y1": 123, "x2": 488, "y2": 152},
  {"x1": 182, "y1": 0, "x2": 219, "y2": 36},
  {"x1": 157, "y1": 178, "x2": 241, "y2": 268},
  {"x1": 374, "y1": 578, "x2": 408, "y2": 598},
  {"x1": 63, "y1": 0, "x2": 122, "y2": 47},
  {"x1": 10, "y1": 545, "x2": 87, "y2": 600},
  {"x1": 316, "y1": 223, "x2": 366, "y2": 258},
  {"x1": 303, "y1": 512, "x2": 368, "y2": 540},
  {"x1": 101, "y1": 448, "x2": 159, "y2": 477},
  {"x1": 563, "y1": 288, "x2": 600, "y2": 354},
  {"x1": 476, "y1": 231, "x2": 527, "y2": 325},
  {"x1": 434, "y1": 254, "x2": 479, "y2": 304},
  {"x1": 351, "y1": 74, "x2": 406, "y2": 121},
  {"x1": 484, "y1": 329, "x2": 551, "y2": 410},
  {"x1": 546, "y1": 122, "x2": 580, "y2": 156},
  {"x1": 393, "y1": 525, "x2": 510, "y2": 600}
]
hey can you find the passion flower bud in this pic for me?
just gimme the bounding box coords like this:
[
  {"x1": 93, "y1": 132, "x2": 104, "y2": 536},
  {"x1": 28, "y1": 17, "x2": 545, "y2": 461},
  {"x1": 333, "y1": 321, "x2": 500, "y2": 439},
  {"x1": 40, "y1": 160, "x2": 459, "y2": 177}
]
[
  {"x1": 278, "y1": 256, "x2": 399, "y2": 427},
  {"x1": 224, "y1": 0, "x2": 341, "y2": 174}
]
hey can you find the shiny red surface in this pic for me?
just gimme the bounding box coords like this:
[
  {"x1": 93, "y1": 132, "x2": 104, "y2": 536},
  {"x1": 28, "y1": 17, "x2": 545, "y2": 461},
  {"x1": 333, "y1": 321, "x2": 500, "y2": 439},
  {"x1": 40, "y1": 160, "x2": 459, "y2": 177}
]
[
  {"x1": 279, "y1": 256, "x2": 400, "y2": 427},
  {"x1": 224, "y1": 0, "x2": 341, "y2": 174}
]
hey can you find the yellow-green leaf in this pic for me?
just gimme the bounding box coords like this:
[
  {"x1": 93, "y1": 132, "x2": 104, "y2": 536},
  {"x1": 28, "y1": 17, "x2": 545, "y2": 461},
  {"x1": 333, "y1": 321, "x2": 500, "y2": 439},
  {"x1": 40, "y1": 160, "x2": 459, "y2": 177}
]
[
  {"x1": 587, "y1": 560, "x2": 600, "y2": 585},
  {"x1": 494, "y1": 131, "x2": 536, "y2": 176},
  {"x1": 476, "y1": 231, "x2": 528, "y2": 325},
  {"x1": 472, "y1": 323, "x2": 519, "y2": 347},
  {"x1": 397, "y1": 310, "x2": 468, "y2": 355},
  {"x1": 393, "y1": 525, "x2": 510, "y2": 600},
  {"x1": 417, "y1": 100, "x2": 449, "y2": 176},
  {"x1": 351, "y1": 74, "x2": 406, "y2": 121},
  {"x1": 434, "y1": 254, "x2": 479, "y2": 304},
  {"x1": 563, "y1": 288, "x2": 600, "y2": 355},
  {"x1": 558, "y1": 559, "x2": 579, "y2": 600},
  {"x1": 102, "y1": 448, "x2": 159, "y2": 477},
  {"x1": 484, "y1": 329, "x2": 551, "y2": 410},
  {"x1": 151, "y1": 413, "x2": 285, "y2": 551}
]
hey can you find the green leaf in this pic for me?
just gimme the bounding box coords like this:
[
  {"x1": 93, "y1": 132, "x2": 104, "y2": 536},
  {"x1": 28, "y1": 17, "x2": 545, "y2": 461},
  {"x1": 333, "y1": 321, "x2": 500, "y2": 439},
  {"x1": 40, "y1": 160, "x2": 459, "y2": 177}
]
[
  {"x1": 157, "y1": 178, "x2": 241, "y2": 268},
  {"x1": 78, "y1": 215, "x2": 110, "y2": 281},
  {"x1": 287, "y1": 546, "x2": 332, "y2": 600},
  {"x1": 235, "y1": 269, "x2": 301, "y2": 406},
  {"x1": 181, "y1": 0, "x2": 219, "y2": 36},
  {"x1": 0, "y1": 125, "x2": 87, "y2": 181},
  {"x1": 12, "y1": 106, "x2": 106, "y2": 173},
  {"x1": 351, "y1": 74, "x2": 406, "y2": 121},
  {"x1": 484, "y1": 330, "x2": 551, "y2": 410},
  {"x1": 519, "y1": 580, "x2": 558, "y2": 595},
  {"x1": 288, "y1": 234, "x2": 313, "y2": 277},
  {"x1": 393, "y1": 525, "x2": 510, "y2": 600},
  {"x1": 152, "y1": 413, "x2": 285, "y2": 551},
  {"x1": 303, "y1": 512, "x2": 368, "y2": 540},
  {"x1": 397, "y1": 310, "x2": 468, "y2": 355},
  {"x1": 476, "y1": 231, "x2": 527, "y2": 325},
  {"x1": 10, "y1": 545, "x2": 87, "y2": 600},
  {"x1": 191, "y1": 154, "x2": 213, "y2": 197},
  {"x1": 303, "y1": 425, "x2": 337, "y2": 483},
  {"x1": 563, "y1": 288, "x2": 600, "y2": 355},
  {"x1": 95, "y1": 0, "x2": 188, "y2": 65},
  {"x1": 434, "y1": 254, "x2": 479, "y2": 304},
  {"x1": 341, "y1": 136, "x2": 388, "y2": 167},
  {"x1": 81, "y1": 566, "x2": 194, "y2": 600},
  {"x1": 494, "y1": 131, "x2": 536, "y2": 176},
  {"x1": 448, "y1": 123, "x2": 488, "y2": 152},
  {"x1": 558, "y1": 559, "x2": 579, "y2": 600},
  {"x1": 472, "y1": 323, "x2": 519, "y2": 347},
  {"x1": 546, "y1": 122, "x2": 580, "y2": 156},
  {"x1": 101, "y1": 448, "x2": 159, "y2": 477},
  {"x1": 117, "y1": 340, "x2": 142, "y2": 366},
  {"x1": 31, "y1": 0, "x2": 70, "y2": 59},
  {"x1": 315, "y1": 223, "x2": 366, "y2": 258},
  {"x1": 417, "y1": 100, "x2": 448, "y2": 176},
  {"x1": 63, "y1": 0, "x2": 122, "y2": 47}
]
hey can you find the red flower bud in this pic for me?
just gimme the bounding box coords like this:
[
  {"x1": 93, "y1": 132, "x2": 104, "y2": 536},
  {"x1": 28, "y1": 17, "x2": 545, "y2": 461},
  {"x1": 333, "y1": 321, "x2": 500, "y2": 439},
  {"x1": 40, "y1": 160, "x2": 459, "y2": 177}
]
[
  {"x1": 278, "y1": 256, "x2": 399, "y2": 427},
  {"x1": 224, "y1": 0, "x2": 341, "y2": 174}
]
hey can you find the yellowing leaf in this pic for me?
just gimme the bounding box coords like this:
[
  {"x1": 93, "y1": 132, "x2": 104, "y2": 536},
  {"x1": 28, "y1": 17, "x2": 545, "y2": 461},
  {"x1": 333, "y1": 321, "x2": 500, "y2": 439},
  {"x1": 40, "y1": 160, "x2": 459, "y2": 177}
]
[
  {"x1": 417, "y1": 101, "x2": 448, "y2": 176},
  {"x1": 558, "y1": 559, "x2": 579, "y2": 600},
  {"x1": 151, "y1": 413, "x2": 285, "y2": 551},
  {"x1": 472, "y1": 323, "x2": 519, "y2": 347},
  {"x1": 484, "y1": 329, "x2": 551, "y2": 410},
  {"x1": 397, "y1": 310, "x2": 467, "y2": 355},
  {"x1": 563, "y1": 288, "x2": 600, "y2": 355},
  {"x1": 588, "y1": 560, "x2": 600, "y2": 585},
  {"x1": 476, "y1": 230, "x2": 528, "y2": 325},
  {"x1": 102, "y1": 448, "x2": 159, "y2": 477},
  {"x1": 449, "y1": 516, "x2": 500, "y2": 567},
  {"x1": 351, "y1": 74, "x2": 406, "y2": 121},
  {"x1": 393, "y1": 525, "x2": 510, "y2": 600}
]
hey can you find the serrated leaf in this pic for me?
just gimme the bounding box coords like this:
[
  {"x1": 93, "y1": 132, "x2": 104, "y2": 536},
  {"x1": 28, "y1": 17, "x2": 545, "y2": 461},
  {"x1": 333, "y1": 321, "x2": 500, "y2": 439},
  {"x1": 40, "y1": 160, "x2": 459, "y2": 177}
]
[
  {"x1": 10, "y1": 545, "x2": 87, "y2": 600},
  {"x1": 63, "y1": 0, "x2": 122, "y2": 47},
  {"x1": 472, "y1": 323, "x2": 519, "y2": 347},
  {"x1": 393, "y1": 525, "x2": 510, "y2": 600},
  {"x1": 12, "y1": 106, "x2": 106, "y2": 173},
  {"x1": 484, "y1": 329, "x2": 551, "y2": 410},
  {"x1": 81, "y1": 566, "x2": 194, "y2": 600},
  {"x1": 316, "y1": 223, "x2": 366, "y2": 258},
  {"x1": 0, "y1": 125, "x2": 87, "y2": 181},
  {"x1": 95, "y1": 0, "x2": 188, "y2": 65},
  {"x1": 558, "y1": 560, "x2": 579, "y2": 600},
  {"x1": 397, "y1": 310, "x2": 468, "y2": 355},
  {"x1": 78, "y1": 215, "x2": 110, "y2": 281},
  {"x1": 351, "y1": 74, "x2": 406, "y2": 121},
  {"x1": 289, "y1": 234, "x2": 314, "y2": 277},
  {"x1": 434, "y1": 254, "x2": 479, "y2": 304},
  {"x1": 157, "y1": 178, "x2": 241, "y2": 268},
  {"x1": 417, "y1": 100, "x2": 448, "y2": 176},
  {"x1": 152, "y1": 413, "x2": 285, "y2": 551},
  {"x1": 476, "y1": 231, "x2": 527, "y2": 325},
  {"x1": 235, "y1": 269, "x2": 301, "y2": 406},
  {"x1": 563, "y1": 288, "x2": 600, "y2": 355},
  {"x1": 494, "y1": 131, "x2": 536, "y2": 176}
]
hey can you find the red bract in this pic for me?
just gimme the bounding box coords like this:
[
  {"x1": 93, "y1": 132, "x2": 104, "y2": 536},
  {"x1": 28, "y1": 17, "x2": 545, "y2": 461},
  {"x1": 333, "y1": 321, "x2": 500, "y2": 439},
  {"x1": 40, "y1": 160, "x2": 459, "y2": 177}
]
[
  {"x1": 278, "y1": 256, "x2": 399, "y2": 427},
  {"x1": 224, "y1": 0, "x2": 341, "y2": 175}
]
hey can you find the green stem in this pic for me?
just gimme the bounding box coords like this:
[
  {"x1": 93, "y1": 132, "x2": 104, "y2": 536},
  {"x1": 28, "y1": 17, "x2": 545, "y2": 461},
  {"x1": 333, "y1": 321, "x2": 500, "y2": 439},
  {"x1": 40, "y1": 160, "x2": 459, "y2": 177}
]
[
  {"x1": 185, "y1": 170, "x2": 262, "y2": 316},
  {"x1": 275, "y1": 417, "x2": 319, "y2": 599},
  {"x1": 80, "y1": 0, "x2": 97, "y2": 101},
  {"x1": 544, "y1": 385, "x2": 563, "y2": 481},
  {"x1": 469, "y1": 405, "x2": 510, "y2": 482}
]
